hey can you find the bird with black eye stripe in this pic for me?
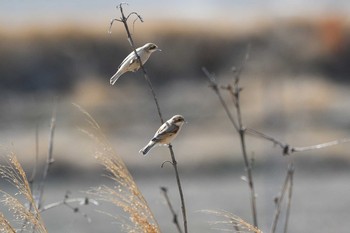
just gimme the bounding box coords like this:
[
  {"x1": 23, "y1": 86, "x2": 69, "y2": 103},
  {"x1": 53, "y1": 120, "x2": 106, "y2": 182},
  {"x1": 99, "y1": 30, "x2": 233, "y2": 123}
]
[
  {"x1": 139, "y1": 115, "x2": 186, "y2": 156},
  {"x1": 110, "y1": 43, "x2": 161, "y2": 85}
]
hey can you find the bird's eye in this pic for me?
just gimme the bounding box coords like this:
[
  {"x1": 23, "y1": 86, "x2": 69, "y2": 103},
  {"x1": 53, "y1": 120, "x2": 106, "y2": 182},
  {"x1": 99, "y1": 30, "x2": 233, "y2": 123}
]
[{"x1": 149, "y1": 45, "x2": 156, "y2": 50}]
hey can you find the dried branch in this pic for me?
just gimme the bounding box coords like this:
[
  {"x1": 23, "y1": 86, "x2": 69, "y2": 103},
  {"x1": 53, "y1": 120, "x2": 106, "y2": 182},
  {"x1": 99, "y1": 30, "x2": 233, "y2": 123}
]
[
  {"x1": 202, "y1": 67, "x2": 239, "y2": 131},
  {"x1": 270, "y1": 164, "x2": 294, "y2": 233},
  {"x1": 29, "y1": 124, "x2": 39, "y2": 186},
  {"x1": 161, "y1": 187, "x2": 183, "y2": 233},
  {"x1": 39, "y1": 192, "x2": 99, "y2": 223},
  {"x1": 109, "y1": 3, "x2": 164, "y2": 124},
  {"x1": 109, "y1": 4, "x2": 188, "y2": 232},
  {"x1": 203, "y1": 47, "x2": 258, "y2": 227},
  {"x1": 168, "y1": 145, "x2": 188, "y2": 233},
  {"x1": 283, "y1": 165, "x2": 294, "y2": 233},
  {"x1": 37, "y1": 104, "x2": 56, "y2": 210},
  {"x1": 245, "y1": 128, "x2": 350, "y2": 155}
]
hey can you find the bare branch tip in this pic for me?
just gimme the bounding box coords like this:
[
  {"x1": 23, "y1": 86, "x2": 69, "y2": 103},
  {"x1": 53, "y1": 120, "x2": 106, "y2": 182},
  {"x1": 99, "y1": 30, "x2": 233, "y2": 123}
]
[{"x1": 117, "y1": 2, "x2": 128, "y2": 9}]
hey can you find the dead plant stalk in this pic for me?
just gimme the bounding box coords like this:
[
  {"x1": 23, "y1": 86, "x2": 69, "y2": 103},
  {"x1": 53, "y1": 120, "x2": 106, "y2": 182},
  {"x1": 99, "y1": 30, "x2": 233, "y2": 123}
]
[
  {"x1": 109, "y1": 4, "x2": 188, "y2": 233},
  {"x1": 202, "y1": 62, "x2": 258, "y2": 228}
]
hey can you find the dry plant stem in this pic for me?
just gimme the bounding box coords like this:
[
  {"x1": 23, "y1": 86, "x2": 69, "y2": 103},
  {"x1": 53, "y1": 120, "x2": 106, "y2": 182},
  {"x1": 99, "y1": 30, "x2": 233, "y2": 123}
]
[
  {"x1": 168, "y1": 145, "x2": 188, "y2": 233},
  {"x1": 0, "y1": 213, "x2": 16, "y2": 233},
  {"x1": 202, "y1": 67, "x2": 258, "y2": 227},
  {"x1": 202, "y1": 67, "x2": 239, "y2": 131},
  {"x1": 110, "y1": 3, "x2": 164, "y2": 124},
  {"x1": 270, "y1": 164, "x2": 294, "y2": 233},
  {"x1": 110, "y1": 4, "x2": 188, "y2": 232},
  {"x1": 39, "y1": 196, "x2": 97, "y2": 212},
  {"x1": 37, "y1": 105, "x2": 56, "y2": 210},
  {"x1": 166, "y1": 147, "x2": 188, "y2": 233},
  {"x1": 230, "y1": 66, "x2": 258, "y2": 228},
  {"x1": 245, "y1": 127, "x2": 350, "y2": 155},
  {"x1": 40, "y1": 196, "x2": 97, "y2": 223},
  {"x1": 161, "y1": 187, "x2": 183, "y2": 233},
  {"x1": 283, "y1": 165, "x2": 294, "y2": 233},
  {"x1": 0, "y1": 153, "x2": 47, "y2": 233},
  {"x1": 29, "y1": 125, "x2": 39, "y2": 186},
  {"x1": 234, "y1": 93, "x2": 258, "y2": 228},
  {"x1": 77, "y1": 104, "x2": 161, "y2": 232}
]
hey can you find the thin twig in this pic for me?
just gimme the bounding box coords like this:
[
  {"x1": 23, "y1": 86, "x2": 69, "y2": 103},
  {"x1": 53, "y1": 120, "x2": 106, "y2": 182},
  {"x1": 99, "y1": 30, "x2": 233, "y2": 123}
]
[
  {"x1": 229, "y1": 50, "x2": 258, "y2": 227},
  {"x1": 292, "y1": 138, "x2": 350, "y2": 153},
  {"x1": 110, "y1": 4, "x2": 187, "y2": 232},
  {"x1": 203, "y1": 47, "x2": 258, "y2": 227},
  {"x1": 202, "y1": 67, "x2": 239, "y2": 131},
  {"x1": 39, "y1": 193, "x2": 98, "y2": 223},
  {"x1": 245, "y1": 127, "x2": 350, "y2": 155},
  {"x1": 270, "y1": 164, "x2": 294, "y2": 233},
  {"x1": 161, "y1": 187, "x2": 183, "y2": 233},
  {"x1": 37, "y1": 103, "x2": 57, "y2": 210},
  {"x1": 29, "y1": 124, "x2": 39, "y2": 186},
  {"x1": 230, "y1": 57, "x2": 258, "y2": 227},
  {"x1": 245, "y1": 128, "x2": 288, "y2": 155},
  {"x1": 283, "y1": 165, "x2": 294, "y2": 233},
  {"x1": 110, "y1": 3, "x2": 164, "y2": 124},
  {"x1": 168, "y1": 145, "x2": 187, "y2": 233},
  {"x1": 39, "y1": 197, "x2": 98, "y2": 213}
]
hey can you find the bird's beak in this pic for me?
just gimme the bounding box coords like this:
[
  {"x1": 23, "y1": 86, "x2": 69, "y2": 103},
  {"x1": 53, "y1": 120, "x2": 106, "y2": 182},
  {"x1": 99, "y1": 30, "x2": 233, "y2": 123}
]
[{"x1": 156, "y1": 48, "x2": 162, "y2": 52}]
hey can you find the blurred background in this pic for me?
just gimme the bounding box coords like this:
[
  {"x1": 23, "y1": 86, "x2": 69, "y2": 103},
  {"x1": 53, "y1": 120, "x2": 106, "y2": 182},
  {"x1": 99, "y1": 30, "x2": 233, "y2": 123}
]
[{"x1": 1, "y1": 0, "x2": 350, "y2": 232}]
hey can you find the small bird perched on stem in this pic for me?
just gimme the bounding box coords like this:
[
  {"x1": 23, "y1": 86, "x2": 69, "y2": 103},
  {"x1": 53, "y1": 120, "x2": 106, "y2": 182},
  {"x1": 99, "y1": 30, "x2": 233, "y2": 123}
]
[
  {"x1": 139, "y1": 115, "x2": 186, "y2": 155},
  {"x1": 110, "y1": 42, "x2": 161, "y2": 85}
]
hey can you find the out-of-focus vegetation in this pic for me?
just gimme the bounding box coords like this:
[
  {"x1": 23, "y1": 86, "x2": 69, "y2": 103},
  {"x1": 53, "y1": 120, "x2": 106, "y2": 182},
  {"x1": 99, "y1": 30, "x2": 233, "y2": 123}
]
[{"x1": 1, "y1": 17, "x2": 349, "y2": 94}]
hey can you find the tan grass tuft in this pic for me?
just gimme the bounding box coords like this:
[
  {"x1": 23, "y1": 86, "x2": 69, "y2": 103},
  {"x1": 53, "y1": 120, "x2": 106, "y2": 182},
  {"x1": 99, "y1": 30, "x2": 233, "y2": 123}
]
[
  {"x1": 200, "y1": 210, "x2": 263, "y2": 233},
  {"x1": 76, "y1": 104, "x2": 161, "y2": 233},
  {"x1": 0, "y1": 152, "x2": 47, "y2": 233},
  {"x1": 0, "y1": 212, "x2": 16, "y2": 233}
]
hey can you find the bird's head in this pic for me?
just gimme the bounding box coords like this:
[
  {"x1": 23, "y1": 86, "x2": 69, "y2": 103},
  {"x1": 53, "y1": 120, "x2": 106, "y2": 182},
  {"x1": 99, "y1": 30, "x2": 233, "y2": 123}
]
[
  {"x1": 144, "y1": 43, "x2": 161, "y2": 53},
  {"x1": 170, "y1": 115, "x2": 186, "y2": 126}
]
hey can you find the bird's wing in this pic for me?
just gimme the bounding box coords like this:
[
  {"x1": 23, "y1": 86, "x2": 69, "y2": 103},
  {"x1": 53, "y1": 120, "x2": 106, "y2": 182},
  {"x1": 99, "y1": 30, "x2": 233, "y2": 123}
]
[
  {"x1": 118, "y1": 52, "x2": 133, "y2": 69},
  {"x1": 118, "y1": 47, "x2": 141, "y2": 69},
  {"x1": 152, "y1": 123, "x2": 179, "y2": 141}
]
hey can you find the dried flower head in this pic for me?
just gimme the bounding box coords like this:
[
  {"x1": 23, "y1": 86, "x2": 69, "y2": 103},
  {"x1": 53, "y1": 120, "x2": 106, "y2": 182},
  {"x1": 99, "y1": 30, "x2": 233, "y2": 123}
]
[
  {"x1": 76, "y1": 104, "x2": 161, "y2": 233},
  {"x1": 0, "y1": 152, "x2": 47, "y2": 233},
  {"x1": 200, "y1": 210, "x2": 262, "y2": 233}
]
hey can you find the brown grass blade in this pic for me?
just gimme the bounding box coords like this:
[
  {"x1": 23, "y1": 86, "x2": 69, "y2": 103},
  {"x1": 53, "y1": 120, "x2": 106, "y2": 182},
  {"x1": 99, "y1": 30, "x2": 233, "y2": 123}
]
[
  {"x1": 200, "y1": 210, "x2": 263, "y2": 233},
  {"x1": 0, "y1": 152, "x2": 47, "y2": 233},
  {"x1": 0, "y1": 212, "x2": 16, "y2": 233},
  {"x1": 76, "y1": 104, "x2": 161, "y2": 233}
]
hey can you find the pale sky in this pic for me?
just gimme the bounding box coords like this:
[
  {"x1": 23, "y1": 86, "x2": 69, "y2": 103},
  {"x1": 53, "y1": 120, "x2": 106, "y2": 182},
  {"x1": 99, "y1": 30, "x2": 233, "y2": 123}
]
[{"x1": 1, "y1": 0, "x2": 349, "y2": 29}]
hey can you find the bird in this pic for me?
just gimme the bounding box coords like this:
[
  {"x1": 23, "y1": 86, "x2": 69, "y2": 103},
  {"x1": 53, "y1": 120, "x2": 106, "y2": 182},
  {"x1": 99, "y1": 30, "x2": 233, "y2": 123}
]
[
  {"x1": 110, "y1": 43, "x2": 161, "y2": 85},
  {"x1": 139, "y1": 115, "x2": 186, "y2": 156}
]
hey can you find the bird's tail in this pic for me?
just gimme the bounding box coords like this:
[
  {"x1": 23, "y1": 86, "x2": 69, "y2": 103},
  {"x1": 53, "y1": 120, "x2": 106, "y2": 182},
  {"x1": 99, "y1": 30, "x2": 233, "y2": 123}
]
[
  {"x1": 139, "y1": 141, "x2": 156, "y2": 156},
  {"x1": 110, "y1": 71, "x2": 122, "y2": 85}
]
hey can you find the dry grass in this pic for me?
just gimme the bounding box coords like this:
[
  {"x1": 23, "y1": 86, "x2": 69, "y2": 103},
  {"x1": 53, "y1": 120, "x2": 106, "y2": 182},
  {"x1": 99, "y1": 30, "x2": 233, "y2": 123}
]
[
  {"x1": 0, "y1": 152, "x2": 47, "y2": 233},
  {"x1": 76, "y1": 104, "x2": 161, "y2": 233},
  {"x1": 0, "y1": 212, "x2": 15, "y2": 233},
  {"x1": 200, "y1": 210, "x2": 263, "y2": 233}
]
